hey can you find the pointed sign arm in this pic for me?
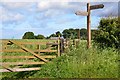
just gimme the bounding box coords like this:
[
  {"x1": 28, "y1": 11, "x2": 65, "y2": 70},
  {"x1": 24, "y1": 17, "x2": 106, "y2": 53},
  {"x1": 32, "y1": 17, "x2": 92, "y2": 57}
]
[
  {"x1": 90, "y1": 4, "x2": 104, "y2": 10},
  {"x1": 75, "y1": 11, "x2": 88, "y2": 16}
]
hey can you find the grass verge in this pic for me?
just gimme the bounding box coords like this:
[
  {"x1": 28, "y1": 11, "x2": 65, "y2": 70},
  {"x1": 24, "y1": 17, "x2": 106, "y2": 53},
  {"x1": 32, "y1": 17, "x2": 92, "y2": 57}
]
[{"x1": 1, "y1": 41, "x2": 119, "y2": 79}]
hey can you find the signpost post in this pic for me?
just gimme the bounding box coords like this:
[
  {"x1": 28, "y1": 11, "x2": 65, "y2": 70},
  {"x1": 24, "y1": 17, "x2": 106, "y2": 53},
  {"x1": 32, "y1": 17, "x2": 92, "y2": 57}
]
[
  {"x1": 75, "y1": 3, "x2": 104, "y2": 48},
  {"x1": 77, "y1": 29, "x2": 80, "y2": 40},
  {"x1": 87, "y1": 3, "x2": 91, "y2": 48}
]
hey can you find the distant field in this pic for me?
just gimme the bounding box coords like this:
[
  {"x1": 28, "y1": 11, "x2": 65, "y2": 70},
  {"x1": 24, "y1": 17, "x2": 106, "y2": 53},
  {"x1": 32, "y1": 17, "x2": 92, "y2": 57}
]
[{"x1": 0, "y1": 39, "x2": 56, "y2": 42}]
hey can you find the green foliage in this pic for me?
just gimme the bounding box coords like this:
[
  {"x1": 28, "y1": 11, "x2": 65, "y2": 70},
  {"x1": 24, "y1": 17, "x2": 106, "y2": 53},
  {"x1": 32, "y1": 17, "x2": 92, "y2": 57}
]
[
  {"x1": 2, "y1": 41, "x2": 118, "y2": 78},
  {"x1": 22, "y1": 28, "x2": 97, "y2": 40},
  {"x1": 62, "y1": 28, "x2": 97, "y2": 40},
  {"x1": 94, "y1": 17, "x2": 120, "y2": 48},
  {"x1": 32, "y1": 42, "x2": 119, "y2": 78},
  {"x1": 80, "y1": 28, "x2": 87, "y2": 40},
  {"x1": 62, "y1": 28, "x2": 77, "y2": 39},
  {"x1": 49, "y1": 34, "x2": 56, "y2": 37},
  {"x1": 55, "y1": 31, "x2": 62, "y2": 37},
  {"x1": 35, "y1": 34, "x2": 45, "y2": 39},
  {"x1": 22, "y1": 32, "x2": 45, "y2": 39},
  {"x1": 91, "y1": 29, "x2": 98, "y2": 40},
  {"x1": 47, "y1": 31, "x2": 62, "y2": 39},
  {"x1": 22, "y1": 32, "x2": 35, "y2": 39}
]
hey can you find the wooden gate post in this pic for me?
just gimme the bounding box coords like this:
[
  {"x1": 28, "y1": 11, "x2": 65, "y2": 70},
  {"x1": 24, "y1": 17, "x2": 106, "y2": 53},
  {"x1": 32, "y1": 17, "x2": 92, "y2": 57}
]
[
  {"x1": 37, "y1": 44, "x2": 41, "y2": 54},
  {"x1": 57, "y1": 35, "x2": 60, "y2": 57},
  {"x1": 60, "y1": 38, "x2": 64, "y2": 53}
]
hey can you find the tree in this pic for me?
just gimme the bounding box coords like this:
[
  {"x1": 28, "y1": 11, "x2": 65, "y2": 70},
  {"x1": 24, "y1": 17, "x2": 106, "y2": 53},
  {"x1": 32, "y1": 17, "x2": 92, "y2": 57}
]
[
  {"x1": 47, "y1": 31, "x2": 62, "y2": 39},
  {"x1": 22, "y1": 32, "x2": 35, "y2": 39},
  {"x1": 56, "y1": 31, "x2": 62, "y2": 37},
  {"x1": 80, "y1": 28, "x2": 87, "y2": 40},
  {"x1": 62, "y1": 29, "x2": 70, "y2": 39},
  {"x1": 69, "y1": 28, "x2": 77, "y2": 39},
  {"x1": 35, "y1": 34, "x2": 45, "y2": 39},
  {"x1": 62, "y1": 28, "x2": 77, "y2": 39},
  {"x1": 91, "y1": 29, "x2": 98, "y2": 40},
  {"x1": 48, "y1": 33, "x2": 56, "y2": 38},
  {"x1": 94, "y1": 17, "x2": 120, "y2": 48}
]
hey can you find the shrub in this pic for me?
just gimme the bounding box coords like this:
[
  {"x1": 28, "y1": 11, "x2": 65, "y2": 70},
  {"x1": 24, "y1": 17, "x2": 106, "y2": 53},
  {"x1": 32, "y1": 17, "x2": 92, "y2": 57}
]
[{"x1": 94, "y1": 17, "x2": 120, "y2": 48}]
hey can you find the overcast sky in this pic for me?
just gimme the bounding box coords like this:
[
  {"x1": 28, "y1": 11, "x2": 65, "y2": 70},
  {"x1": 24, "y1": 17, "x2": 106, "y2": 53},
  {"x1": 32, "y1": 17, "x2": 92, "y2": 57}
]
[{"x1": 0, "y1": 1, "x2": 118, "y2": 39}]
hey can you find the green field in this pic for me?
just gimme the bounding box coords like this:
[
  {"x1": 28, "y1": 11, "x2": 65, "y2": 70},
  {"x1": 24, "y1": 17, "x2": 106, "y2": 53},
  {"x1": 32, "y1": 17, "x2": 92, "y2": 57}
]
[{"x1": 1, "y1": 40, "x2": 119, "y2": 79}]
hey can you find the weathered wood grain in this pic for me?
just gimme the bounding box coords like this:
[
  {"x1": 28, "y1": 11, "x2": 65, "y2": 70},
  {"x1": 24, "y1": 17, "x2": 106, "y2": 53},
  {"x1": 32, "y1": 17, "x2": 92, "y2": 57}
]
[
  {"x1": 0, "y1": 67, "x2": 41, "y2": 72},
  {"x1": 9, "y1": 40, "x2": 49, "y2": 62},
  {"x1": 1, "y1": 55, "x2": 56, "y2": 59}
]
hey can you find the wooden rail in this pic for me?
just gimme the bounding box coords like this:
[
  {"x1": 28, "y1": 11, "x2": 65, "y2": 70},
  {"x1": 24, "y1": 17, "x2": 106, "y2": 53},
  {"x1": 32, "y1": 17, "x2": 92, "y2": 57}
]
[
  {"x1": 1, "y1": 55, "x2": 56, "y2": 59},
  {"x1": 0, "y1": 39, "x2": 61, "y2": 72},
  {"x1": 2, "y1": 40, "x2": 57, "y2": 45},
  {"x1": 0, "y1": 62, "x2": 45, "y2": 66},
  {"x1": 9, "y1": 40, "x2": 49, "y2": 62},
  {"x1": 0, "y1": 67, "x2": 41, "y2": 72},
  {"x1": 0, "y1": 49, "x2": 57, "y2": 53}
]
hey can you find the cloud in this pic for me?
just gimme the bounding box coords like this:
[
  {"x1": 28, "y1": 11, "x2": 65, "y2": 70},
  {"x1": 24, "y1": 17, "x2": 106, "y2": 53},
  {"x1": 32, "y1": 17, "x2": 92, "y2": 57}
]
[
  {"x1": 36, "y1": 2, "x2": 118, "y2": 20},
  {"x1": 2, "y1": 13, "x2": 24, "y2": 22},
  {"x1": 1, "y1": 1, "x2": 119, "y2": 39},
  {"x1": 2, "y1": 2, "x2": 117, "y2": 23},
  {"x1": 1, "y1": 0, "x2": 120, "y2": 2},
  {"x1": 2, "y1": 2, "x2": 33, "y2": 9},
  {"x1": 1, "y1": 2, "x2": 36, "y2": 23},
  {"x1": 2, "y1": 21, "x2": 55, "y2": 39},
  {"x1": 91, "y1": 2, "x2": 118, "y2": 17},
  {"x1": 37, "y1": 1, "x2": 79, "y2": 11},
  {"x1": 37, "y1": 1, "x2": 52, "y2": 11},
  {"x1": 36, "y1": 2, "x2": 86, "y2": 19},
  {"x1": 0, "y1": 6, "x2": 24, "y2": 23}
]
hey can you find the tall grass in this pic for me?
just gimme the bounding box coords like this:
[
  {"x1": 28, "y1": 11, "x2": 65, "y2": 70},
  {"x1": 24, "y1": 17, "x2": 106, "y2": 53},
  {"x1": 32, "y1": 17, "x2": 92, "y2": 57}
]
[
  {"x1": 32, "y1": 42, "x2": 119, "y2": 78},
  {"x1": 1, "y1": 41, "x2": 119, "y2": 79}
]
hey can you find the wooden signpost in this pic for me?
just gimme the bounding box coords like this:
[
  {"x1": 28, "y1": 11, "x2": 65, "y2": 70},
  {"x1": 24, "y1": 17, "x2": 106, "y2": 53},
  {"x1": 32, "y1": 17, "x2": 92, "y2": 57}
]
[
  {"x1": 75, "y1": 3, "x2": 104, "y2": 48},
  {"x1": 75, "y1": 11, "x2": 88, "y2": 16},
  {"x1": 90, "y1": 4, "x2": 104, "y2": 10}
]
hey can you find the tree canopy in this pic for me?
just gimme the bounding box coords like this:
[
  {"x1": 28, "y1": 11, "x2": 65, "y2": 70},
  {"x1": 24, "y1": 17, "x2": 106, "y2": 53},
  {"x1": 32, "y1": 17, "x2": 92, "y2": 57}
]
[
  {"x1": 22, "y1": 32, "x2": 35, "y2": 39},
  {"x1": 22, "y1": 28, "x2": 98, "y2": 40},
  {"x1": 35, "y1": 34, "x2": 45, "y2": 39},
  {"x1": 22, "y1": 32, "x2": 45, "y2": 39},
  {"x1": 94, "y1": 17, "x2": 120, "y2": 48}
]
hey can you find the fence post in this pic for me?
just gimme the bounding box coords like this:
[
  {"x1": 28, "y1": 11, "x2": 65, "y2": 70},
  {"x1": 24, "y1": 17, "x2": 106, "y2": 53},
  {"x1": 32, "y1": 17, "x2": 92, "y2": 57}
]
[
  {"x1": 60, "y1": 38, "x2": 64, "y2": 53},
  {"x1": 57, "y1": 35, "x2": 60, "y2": 57},
  {"x1": 37, "y1": 44, "x2": 40, "y2": 54}
]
